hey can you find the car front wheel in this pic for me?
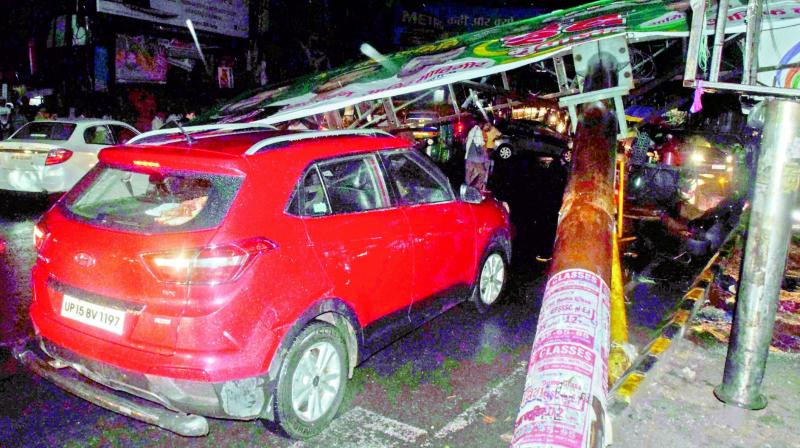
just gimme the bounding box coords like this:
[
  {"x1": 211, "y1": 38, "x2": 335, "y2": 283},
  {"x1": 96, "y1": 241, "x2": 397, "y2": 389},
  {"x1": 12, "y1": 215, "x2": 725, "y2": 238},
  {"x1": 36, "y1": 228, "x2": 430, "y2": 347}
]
[
  {"x1": 497, "y1": 145, "x2": 513, "y2": 159},
  {"x1": 471, "y1": 250, "x2": 507, "y2": 313},
  {"x1": 274, "y1": 322, "x2": 349, "y2": 439}
]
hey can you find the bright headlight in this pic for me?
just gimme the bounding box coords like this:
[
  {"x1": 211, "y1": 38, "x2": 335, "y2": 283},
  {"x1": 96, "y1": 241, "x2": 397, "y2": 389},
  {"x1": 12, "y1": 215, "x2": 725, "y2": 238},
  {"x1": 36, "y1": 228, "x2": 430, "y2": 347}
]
[
  {"x1": 792, "y1": 209, "x2": 800, "y2": 222},
  {"x1": 726, "y1": 155, "x2": 733, "y2": 163},
  {"x1": 691, "y1": 152, "x2": 705, "y2": 163}
]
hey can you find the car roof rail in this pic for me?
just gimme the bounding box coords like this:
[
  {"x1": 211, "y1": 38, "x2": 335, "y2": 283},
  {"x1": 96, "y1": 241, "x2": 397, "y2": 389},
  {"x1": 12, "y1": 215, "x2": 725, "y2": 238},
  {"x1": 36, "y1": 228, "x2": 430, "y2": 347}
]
[
  {"x1": 244, "y1": 129, "x2": 394, "y2": 155},
  {"x1": 127, "y1": 122, "x2": 278, "y2": 145}
]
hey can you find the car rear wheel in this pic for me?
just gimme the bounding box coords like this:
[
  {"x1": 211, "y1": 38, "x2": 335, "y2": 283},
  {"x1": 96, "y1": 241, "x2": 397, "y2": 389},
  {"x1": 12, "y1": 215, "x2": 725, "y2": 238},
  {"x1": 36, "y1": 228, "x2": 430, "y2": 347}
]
[
  {"x1": 274, "y1": 322, "x2": 349, "y2": 439},
  {"x1": 471, "y1": 249, "x2": 507, "y2": 313},
  {"x1": 497, "y1": 145, "x2": 513, "y2": 159}
]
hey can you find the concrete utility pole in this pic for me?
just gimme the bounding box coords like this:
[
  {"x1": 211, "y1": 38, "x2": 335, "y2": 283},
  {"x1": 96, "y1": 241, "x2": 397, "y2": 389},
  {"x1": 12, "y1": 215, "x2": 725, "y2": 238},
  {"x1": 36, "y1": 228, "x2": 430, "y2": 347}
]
[
  {"x1": 715, "y1": 99, "x2": 800, "y2": 409},
  {"x1": 512, "y1": 54, "x2": 619, "y2": 447}
]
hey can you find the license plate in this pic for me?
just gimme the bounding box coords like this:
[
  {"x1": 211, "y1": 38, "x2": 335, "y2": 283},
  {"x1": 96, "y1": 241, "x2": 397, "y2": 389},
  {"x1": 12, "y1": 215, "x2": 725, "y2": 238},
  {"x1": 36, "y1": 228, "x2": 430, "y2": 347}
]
[
  {"x1": 61, "y1": 294, "x2": 126, "y2": 335},
  {"x1": 711, "y1": 164, "x2": 726, "y2": 170},
  {"x1": 10, "y1": 154, "x2": 31, "y2": 161}
]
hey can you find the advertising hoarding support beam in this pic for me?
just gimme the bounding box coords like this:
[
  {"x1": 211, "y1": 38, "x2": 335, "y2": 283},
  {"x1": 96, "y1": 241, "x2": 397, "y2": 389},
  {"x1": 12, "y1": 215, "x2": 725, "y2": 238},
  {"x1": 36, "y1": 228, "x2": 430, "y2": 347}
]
[
  {"x1": 448, "y1": 84, "x2": 461, "y2": 119},
  {"x1": 512, "y1": 60, "x2": 618, "y2": 447},
  {"x1": 709, "y1": 0, "x2": 730, "y2": 82},
  {"x1": 714, "y1": 99, "x2": 800, "y2": 409},
  {"x1": 555, "y1": 57, "x2": 571, "y2": 93},
  {"x1": 382, "y1": 98, "x2": 400, "y2": 127},
  {"x1": 742, "y1": 0, "x2": 764, "y2": 85}
]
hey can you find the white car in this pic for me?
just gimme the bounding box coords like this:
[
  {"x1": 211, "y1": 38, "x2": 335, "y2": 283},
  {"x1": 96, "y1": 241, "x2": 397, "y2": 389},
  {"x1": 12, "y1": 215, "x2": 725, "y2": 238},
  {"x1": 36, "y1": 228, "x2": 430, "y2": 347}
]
[{"x1": 0, "y1": 119, "x2": 139, "y2": 194}]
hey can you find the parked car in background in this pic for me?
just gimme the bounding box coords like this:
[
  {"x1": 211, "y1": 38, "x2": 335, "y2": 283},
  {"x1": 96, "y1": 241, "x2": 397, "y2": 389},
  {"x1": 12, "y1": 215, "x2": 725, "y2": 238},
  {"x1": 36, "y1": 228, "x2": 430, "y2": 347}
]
[
  {"x1": 492, "y1": 119, "x2": 569, "y2": 161},
  {"x1": 0, "y1": 119, "x2": 139, "y2": 194},
  {"x1": 20, "y1": 126, "x2": 511, "y2": 439}
]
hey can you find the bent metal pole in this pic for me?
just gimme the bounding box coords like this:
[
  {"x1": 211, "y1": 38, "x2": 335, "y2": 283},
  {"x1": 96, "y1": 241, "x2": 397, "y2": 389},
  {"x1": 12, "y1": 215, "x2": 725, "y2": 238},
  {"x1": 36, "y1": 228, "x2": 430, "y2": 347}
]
[
  {"x1": 512, "y1": 102, "x2": 617, "y2": 448},
  {"x1": 715, "y1": 99, "x2": 800, "y2": 409}
]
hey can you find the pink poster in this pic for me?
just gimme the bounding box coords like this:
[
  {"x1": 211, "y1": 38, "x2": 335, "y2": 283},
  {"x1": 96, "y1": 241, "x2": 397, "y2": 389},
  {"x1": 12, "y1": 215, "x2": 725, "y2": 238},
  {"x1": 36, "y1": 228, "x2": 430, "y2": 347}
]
[{"x1": 513, "y1": 269, "x2": 610, "y2": 448}]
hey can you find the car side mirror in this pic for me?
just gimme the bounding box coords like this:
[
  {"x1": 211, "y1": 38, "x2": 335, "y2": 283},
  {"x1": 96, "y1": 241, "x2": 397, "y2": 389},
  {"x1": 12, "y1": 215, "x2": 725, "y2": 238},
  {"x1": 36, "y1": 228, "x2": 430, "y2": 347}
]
[{"x1": 460, "y1": 184, "x2": 483, "y2": 204}]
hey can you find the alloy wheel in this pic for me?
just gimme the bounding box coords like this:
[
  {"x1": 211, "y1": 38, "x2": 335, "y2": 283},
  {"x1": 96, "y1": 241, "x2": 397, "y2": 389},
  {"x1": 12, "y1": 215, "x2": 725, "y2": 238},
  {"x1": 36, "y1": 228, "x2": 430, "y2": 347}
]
[
  {"x1": 479, "y1": 253, "x2": 505, "y2": 305},
  {"x1": 290, "y1": 341, "x2": 343, "y2": 422}
]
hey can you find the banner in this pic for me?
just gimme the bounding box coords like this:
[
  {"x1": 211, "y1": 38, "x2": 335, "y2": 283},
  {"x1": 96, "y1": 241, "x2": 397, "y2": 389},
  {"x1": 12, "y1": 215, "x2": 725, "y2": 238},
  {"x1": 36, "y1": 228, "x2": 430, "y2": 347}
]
[{"x1": 96, "y1": 0, "x2": 249, "y2": 38}]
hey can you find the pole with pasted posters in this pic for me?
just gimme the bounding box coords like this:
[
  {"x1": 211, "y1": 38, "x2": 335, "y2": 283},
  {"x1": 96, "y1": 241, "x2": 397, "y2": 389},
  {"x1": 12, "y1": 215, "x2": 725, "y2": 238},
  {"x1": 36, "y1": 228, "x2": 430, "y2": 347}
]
[{"x1": 512, "y1": 86, "x2": 618, "y2": 446}]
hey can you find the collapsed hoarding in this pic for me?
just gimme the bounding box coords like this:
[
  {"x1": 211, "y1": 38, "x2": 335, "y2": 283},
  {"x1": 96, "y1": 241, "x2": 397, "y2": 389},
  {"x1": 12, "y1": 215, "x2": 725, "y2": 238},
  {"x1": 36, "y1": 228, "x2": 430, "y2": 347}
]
[
  {"x1": 204, "y1": 0, "x2": 691, "y2": 125},
  {"x1": 201, "y1": 0, "x2": 800, "y2": 128}
]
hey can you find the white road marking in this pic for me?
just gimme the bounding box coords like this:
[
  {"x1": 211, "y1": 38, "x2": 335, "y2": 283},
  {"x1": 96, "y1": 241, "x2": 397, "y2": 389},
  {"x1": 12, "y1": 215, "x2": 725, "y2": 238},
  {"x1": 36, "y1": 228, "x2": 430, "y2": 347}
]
[
  {"x1": 432, "y1": 364, "x2": 525, "y2": 439},
  {"x1": 291, "y1": 365, "x2": 524, "y2": 447},
  {"x1": 291, "y1": 406, "x2": 428, "y2": 448}
]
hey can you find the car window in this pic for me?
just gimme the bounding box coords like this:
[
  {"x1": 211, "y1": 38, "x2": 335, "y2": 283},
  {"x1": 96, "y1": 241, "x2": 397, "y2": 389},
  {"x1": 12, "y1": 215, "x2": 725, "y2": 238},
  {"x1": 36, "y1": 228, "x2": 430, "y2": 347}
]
[
  {"x1": 317, "y1": 156, "x2": 387, "y2": 214},
  {"x1": 11, "y1": 122, "x2": 76, "y2": 140},
  {"x1": 382, "y1": 151, "x2": 453, "y2": 206},
  {"x1": 62, "y1": 163, "x2": 242, "y2": 233},
  {"x1": 84, "y1": 125, "x2": 115, "y2": 145},
  {"x1": 109, "y1": 125, "x2": 138, "y2": 144},
  {"x1": 287, "y1": 167, "x2": 330, "y2": 216}
]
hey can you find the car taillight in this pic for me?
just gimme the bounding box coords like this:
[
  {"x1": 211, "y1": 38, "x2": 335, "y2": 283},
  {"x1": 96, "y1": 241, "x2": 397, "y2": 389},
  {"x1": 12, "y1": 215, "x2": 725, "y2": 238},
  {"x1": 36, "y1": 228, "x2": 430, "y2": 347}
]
[
  {"x1": 33, "y1": 222, "x2": 49, "y2": 251},
  {"x1": 455, "y1": 121, "x2": 465, "y2": 135},
  {"x1": 141, "y1": 238, "x2": 277, "y2": 285},
  {"x1": 45, "y1": 148, "x2": 73, "y2": 166}
]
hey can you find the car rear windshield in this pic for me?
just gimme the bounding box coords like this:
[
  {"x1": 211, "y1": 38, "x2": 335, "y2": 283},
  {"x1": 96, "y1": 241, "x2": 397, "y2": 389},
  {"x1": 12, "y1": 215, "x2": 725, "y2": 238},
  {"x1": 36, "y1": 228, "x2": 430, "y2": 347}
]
[
  {"x1": 12, "y1": 122, "x2": 76, "y2": 140},
  {"x1": 61, "y1": 164, "x2": 243, "y2": 233}
]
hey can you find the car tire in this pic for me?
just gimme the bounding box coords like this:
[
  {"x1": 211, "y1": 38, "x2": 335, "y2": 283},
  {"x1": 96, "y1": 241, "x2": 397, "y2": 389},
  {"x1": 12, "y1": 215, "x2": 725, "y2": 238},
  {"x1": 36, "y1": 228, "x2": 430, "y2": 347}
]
[
  {"x1": 471, "y1": 246, "x2": 507, "y2": 314},
  {"x1": 497, "y1": 145, "x2": 513, "y2": 160},
  {"x1": 274, "y1": 322, "x2": 349, "y2": 439}
]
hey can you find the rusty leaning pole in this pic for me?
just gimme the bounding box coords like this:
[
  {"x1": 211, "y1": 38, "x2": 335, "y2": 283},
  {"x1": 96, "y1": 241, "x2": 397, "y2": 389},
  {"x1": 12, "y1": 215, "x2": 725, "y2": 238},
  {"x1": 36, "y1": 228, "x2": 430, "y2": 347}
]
[{"x1": 512, "y1": 44, "x2": 622, "y2": 447}]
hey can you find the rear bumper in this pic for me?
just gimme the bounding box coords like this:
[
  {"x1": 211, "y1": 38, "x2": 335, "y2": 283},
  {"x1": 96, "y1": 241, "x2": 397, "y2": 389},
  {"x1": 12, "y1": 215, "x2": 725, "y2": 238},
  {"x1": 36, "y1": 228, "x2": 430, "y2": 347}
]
[
  {"x1": 14, "y1": 338, "x2": 275, "y2": 436},
  {"x1": 0, "y1": 165, "x2": 71, "y2": 193}
]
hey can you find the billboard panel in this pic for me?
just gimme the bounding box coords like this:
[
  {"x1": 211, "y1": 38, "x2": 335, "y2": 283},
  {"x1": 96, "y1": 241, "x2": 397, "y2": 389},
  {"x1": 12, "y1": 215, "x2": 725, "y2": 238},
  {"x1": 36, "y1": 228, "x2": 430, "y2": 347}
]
[
  {"x1": 202, "y1": 0, "x2": 800, "y2": 126},
  {"x1": 97, "y1": 0, "x2": 249, "y2": 38}
]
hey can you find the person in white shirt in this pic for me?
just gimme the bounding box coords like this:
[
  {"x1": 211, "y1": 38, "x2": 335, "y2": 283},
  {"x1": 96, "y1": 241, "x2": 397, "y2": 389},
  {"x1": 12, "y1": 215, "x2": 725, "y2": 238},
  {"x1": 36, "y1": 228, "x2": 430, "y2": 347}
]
[
  {"x1": 464, "y1": 122, "x2": 489, "y2": 190},
  {"x1": 151, "y1": 112, "x2": 165, "y2": 131}
]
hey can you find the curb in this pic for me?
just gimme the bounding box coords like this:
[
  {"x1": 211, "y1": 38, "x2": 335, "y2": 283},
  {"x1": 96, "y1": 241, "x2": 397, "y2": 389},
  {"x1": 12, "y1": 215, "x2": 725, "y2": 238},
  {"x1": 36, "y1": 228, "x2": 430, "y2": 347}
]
[{"x1": 607, "y1": 231, "x2": 741, "y2": 415}]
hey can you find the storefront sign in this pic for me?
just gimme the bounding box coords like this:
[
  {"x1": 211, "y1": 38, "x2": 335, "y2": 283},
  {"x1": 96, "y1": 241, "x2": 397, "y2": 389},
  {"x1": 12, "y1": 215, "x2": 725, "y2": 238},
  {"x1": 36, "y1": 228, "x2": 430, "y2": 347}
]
[
  {"x1": 395, "y1": 4, "x2": 548, "y2": 47},
  {"x1": 97, "y1": 0, "x2": 249, "y2": 38}
]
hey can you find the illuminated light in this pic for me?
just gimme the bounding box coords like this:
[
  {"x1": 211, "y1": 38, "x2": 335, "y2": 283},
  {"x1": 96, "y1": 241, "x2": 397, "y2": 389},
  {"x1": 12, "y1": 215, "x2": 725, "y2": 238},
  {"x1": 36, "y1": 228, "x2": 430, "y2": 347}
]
[
  {"x1": 726, "y1": 155, "x2": 733, "y2": 163},
  {"x1": 634, "y1": 177, "x2": 643, "y2": 188},
  {"x1": 690, "y1": 152, "x2": 705, "y2": 163},
  {"x1": 45, "y1": 149, "x2": 73, "y2": 166},
  {"x1": 33, "y1": 223, "x2": 48, "y2": 250},
  {"x1": 792, "y1": 209, "x2": 800, "y2": 221},
  {"x1": 726, "y1": 166, "x2": 733, "y2": 172},
  {"x1": 142, "y1": 238, "x2": 277, "y2": 285},
  {"x1": 133, "y1": 160, "x2": 160, "y2": 168}
]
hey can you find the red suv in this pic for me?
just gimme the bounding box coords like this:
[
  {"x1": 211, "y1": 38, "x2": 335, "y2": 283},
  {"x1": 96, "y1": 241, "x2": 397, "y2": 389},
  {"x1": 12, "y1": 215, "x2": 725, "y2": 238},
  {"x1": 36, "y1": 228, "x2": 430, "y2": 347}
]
[{"x1": 19, "y1": 126, "x2": 511, "y2": 439}]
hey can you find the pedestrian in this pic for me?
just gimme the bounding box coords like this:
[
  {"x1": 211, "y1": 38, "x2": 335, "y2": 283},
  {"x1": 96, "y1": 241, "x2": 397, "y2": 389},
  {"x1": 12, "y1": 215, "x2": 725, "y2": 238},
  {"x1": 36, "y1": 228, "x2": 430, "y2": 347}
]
[
  {"x1": 482, "y1": 120, "x2": 501, "y2": 175},
  {"x1": 151, "y1": 111, "x2": 165, "y2": 131},
  {"x1": 34, "y1": 108, "x2": 50, "y2": 121},
  {"x1": 464, "y1": 121, "x2": 490, "y2": 191}
]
